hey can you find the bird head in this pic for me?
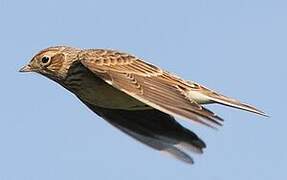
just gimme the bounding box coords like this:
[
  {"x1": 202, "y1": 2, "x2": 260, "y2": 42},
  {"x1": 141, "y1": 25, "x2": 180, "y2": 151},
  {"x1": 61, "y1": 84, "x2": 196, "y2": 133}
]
[{"x1": 19, "y1": 46, "x2": 80, "y2": 81}]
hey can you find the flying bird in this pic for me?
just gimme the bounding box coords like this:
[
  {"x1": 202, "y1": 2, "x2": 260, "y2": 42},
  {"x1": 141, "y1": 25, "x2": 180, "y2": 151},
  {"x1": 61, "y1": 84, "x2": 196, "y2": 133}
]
[{"x1": 19, "y1": 46, "x2": 267, "y2": 164}]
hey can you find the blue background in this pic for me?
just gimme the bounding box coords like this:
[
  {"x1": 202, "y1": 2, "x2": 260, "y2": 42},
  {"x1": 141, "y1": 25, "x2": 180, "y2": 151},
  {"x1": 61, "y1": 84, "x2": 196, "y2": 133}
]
[{"x1": 0, "y1": 0, "x2": 285, "y2": 179}]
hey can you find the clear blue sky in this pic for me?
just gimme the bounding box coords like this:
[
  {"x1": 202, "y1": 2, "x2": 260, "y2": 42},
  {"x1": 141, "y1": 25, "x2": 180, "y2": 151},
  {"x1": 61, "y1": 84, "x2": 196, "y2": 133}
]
[{"x1": 0, "y1": 0, "x2": 285, "y2": 179}]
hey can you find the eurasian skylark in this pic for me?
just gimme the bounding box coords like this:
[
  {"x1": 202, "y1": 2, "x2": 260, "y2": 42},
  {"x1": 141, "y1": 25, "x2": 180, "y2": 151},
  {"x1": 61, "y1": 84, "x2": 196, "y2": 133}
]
[{"x1": 19, "y1": 46, "x2": 267, "y2": 164}]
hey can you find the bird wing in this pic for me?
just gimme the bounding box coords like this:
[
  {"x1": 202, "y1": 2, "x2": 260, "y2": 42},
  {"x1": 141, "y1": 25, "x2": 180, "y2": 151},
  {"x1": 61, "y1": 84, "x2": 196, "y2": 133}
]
[
  {"x1": 81, "y1": 99, "x2": 206, "y2": 164},
  {"x1": 79, "y1": 49, "x2": 223, "y2": 128}
]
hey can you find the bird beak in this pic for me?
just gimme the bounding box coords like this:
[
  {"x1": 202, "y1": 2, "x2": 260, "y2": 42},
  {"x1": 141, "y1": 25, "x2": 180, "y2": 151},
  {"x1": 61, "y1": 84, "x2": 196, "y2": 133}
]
[{"x1": 19, "y1": 64, "x2": 32, "y2": 72}]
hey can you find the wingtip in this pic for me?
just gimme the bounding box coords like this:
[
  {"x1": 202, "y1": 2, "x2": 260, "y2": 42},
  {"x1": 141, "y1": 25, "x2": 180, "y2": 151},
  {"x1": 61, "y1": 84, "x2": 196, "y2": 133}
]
[
  {"x1": 235, "y1": 106, "x2": 269, "y2": 118},
  {"x1": 256, "y1": 111, "x2": 269, "y2": 118},
  {"x1": 246, "y1": 106, "x2": 269, "y2": 117},
  {"x1": 161, "y1": 147, "x2": 194, "y2": 165}
]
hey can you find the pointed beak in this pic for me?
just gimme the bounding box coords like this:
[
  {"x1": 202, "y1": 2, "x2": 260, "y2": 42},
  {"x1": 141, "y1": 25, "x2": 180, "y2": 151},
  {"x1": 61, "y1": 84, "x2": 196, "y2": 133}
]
[{"x1": 19, "y1": 65, "x2": 32, "y2": 72}]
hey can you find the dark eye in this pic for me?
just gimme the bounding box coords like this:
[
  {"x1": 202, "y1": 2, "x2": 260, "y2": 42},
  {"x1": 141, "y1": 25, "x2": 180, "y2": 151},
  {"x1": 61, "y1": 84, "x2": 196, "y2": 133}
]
[{"x1": 41, "y1": 56, "x2": 50, "y2": 65}]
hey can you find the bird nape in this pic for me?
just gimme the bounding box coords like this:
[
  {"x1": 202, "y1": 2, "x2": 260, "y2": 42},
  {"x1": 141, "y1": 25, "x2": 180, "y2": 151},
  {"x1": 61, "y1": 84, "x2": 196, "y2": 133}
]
[{"x1": 19, "y1": 46, "x2": 267, "y2": 164}]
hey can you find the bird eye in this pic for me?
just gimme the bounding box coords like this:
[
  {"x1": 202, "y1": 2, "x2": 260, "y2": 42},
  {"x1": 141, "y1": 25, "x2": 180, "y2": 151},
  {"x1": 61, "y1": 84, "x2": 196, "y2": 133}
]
[{"x1": 41, "y1": 56, "x2": 51, "y2": 66}]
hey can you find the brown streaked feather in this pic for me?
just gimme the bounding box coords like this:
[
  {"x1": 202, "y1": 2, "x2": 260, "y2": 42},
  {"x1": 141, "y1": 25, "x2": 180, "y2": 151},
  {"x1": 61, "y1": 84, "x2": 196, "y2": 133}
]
[
  {"x1": 79, "y1": 49, "x2": 224, "y2": 128},
  {"x1": 109, "y1": 71, "x2": 223, "y2": 128},
  {"x1": 49, "y1": 54, "x2": 65, "y2": 72}
]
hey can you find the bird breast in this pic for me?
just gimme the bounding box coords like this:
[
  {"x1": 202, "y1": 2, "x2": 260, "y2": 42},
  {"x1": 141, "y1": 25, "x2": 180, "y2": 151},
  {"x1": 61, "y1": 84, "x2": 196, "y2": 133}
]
[{"x1": 64, "y1": 63, "x2": 149, "y2": 110}]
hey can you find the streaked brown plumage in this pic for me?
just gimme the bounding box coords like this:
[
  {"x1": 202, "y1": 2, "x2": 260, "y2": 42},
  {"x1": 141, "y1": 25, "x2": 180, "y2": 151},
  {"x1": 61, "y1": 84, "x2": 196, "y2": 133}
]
[{"x1": 19, "y1": 46, "x2": 267, "y2": 164}]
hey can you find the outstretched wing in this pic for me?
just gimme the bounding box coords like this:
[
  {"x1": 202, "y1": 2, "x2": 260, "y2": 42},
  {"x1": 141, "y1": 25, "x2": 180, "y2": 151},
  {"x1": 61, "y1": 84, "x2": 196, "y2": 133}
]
[
  {"x1": 81, "y1": 99, "x2": 206, "y2": 164},
  {"x1": 79, "y1": 49, "x2": 223, "y2": 128}
]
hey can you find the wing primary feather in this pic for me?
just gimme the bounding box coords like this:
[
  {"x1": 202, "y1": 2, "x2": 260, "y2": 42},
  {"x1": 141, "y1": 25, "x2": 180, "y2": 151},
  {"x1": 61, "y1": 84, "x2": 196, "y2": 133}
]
[{"x1": 80, "y1": 100, "x2": 205, "y2": 164}]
